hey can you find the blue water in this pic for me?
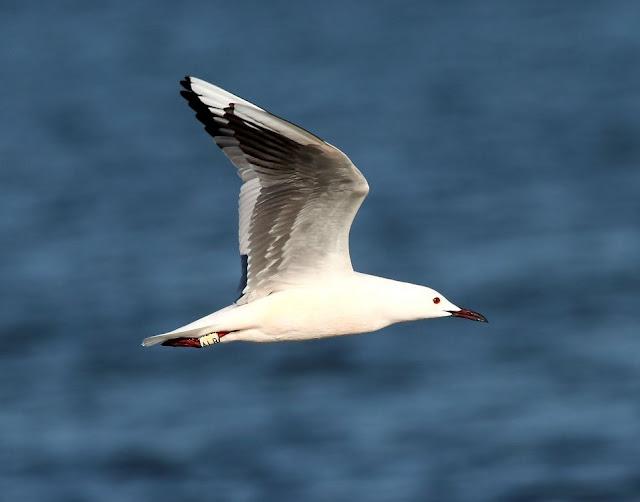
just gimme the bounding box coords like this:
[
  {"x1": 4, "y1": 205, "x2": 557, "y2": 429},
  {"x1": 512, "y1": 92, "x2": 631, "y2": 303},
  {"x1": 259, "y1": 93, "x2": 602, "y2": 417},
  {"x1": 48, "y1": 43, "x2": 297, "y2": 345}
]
[{"x1": 2, "y1": 1, "x2": 640, "y2": 500}]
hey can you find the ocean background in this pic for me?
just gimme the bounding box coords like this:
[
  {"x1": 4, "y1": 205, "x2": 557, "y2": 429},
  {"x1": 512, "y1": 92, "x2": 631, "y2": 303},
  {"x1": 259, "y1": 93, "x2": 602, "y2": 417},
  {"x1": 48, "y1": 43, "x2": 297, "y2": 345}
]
[{"x1": 2, "y1": 1, "x2": 639, "y2": 500}]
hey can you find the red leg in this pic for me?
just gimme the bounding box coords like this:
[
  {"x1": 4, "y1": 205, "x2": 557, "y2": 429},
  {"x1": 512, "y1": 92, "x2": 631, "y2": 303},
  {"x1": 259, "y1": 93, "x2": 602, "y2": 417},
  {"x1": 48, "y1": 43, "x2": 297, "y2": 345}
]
[
  {"x1": 161, "y1": 337, "x2": 201, "y2": 348},
  {"x1": 161, "y1": 332, "x2": 229, "y2": 348}
]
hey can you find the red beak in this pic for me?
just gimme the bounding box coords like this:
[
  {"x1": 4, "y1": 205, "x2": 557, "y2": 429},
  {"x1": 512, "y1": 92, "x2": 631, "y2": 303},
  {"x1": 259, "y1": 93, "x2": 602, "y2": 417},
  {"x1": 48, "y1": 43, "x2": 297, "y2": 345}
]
[{"x1": 448, "y1": 308, "x2": 488, "y2": 323}]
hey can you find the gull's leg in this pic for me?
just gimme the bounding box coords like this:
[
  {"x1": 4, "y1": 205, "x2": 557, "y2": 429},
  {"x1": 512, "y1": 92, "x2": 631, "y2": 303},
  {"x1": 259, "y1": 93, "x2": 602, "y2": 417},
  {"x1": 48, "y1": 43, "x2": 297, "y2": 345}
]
[{"x1": 161, "y1": 332, "x2": 228, "y2": 348}]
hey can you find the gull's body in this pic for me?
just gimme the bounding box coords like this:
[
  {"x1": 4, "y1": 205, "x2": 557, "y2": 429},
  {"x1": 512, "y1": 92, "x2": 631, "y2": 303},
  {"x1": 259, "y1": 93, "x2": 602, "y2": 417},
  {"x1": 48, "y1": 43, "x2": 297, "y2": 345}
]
[{"x1": 142, "y1": 77, "x2": 486, "y2": 349}]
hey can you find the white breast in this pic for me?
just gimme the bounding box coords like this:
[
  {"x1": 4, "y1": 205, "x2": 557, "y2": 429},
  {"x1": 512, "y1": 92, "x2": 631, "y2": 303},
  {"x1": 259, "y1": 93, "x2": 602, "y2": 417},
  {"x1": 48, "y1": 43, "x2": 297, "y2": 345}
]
[{"x1": 239, "y1": 273, "x2": 428, "y2": 341}]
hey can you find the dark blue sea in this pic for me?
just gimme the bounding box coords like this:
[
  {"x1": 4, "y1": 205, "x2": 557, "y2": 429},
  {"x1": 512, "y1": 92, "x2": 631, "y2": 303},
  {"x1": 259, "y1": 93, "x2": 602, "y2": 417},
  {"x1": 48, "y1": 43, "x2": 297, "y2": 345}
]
[{"x1": 2, "y1": 1, "x2": 640, "y2": 500}]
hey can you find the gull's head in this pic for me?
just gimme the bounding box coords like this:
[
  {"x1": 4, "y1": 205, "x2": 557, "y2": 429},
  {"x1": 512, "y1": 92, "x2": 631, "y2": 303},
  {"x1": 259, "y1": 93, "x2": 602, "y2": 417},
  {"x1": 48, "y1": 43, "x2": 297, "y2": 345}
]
[{"x1": 422, "y1": 288, "x2": 488, "y2": 323}]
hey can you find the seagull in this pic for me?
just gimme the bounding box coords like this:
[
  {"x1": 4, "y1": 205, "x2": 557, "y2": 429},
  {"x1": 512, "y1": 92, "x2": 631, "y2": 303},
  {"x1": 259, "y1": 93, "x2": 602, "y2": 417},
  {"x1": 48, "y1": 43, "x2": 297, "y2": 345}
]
[{"x1": 142, "y1": 76, "x2": 487, "y2": 349}]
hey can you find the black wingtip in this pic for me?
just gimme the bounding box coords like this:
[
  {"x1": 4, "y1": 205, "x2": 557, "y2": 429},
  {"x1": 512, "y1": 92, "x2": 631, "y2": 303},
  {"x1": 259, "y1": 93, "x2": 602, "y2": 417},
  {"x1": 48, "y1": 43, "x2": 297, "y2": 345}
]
[{"x1": 180, "y1": 76, "x2": 192, "y2": 91}]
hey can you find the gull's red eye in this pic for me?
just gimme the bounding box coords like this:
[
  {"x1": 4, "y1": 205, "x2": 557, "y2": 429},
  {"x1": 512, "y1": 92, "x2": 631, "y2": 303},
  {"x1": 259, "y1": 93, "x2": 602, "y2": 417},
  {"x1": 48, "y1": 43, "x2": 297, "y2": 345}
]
[{"x1": 433, "y1": 297, "x2": 441, "y2": 304}]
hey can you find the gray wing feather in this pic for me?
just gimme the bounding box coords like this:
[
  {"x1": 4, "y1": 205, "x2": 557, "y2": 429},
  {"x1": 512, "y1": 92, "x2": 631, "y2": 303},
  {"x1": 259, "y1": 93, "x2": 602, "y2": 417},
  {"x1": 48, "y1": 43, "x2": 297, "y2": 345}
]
[{"x1": 180, "y1": 77, "x2": 369, "y2": 303}]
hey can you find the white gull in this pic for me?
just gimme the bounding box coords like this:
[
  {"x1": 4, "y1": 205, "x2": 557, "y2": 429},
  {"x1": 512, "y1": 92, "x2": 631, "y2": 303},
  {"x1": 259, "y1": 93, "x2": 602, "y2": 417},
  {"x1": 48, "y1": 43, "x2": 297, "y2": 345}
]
[{"x1": 142, "y1": 76, "x2": 487, "y2": 349}]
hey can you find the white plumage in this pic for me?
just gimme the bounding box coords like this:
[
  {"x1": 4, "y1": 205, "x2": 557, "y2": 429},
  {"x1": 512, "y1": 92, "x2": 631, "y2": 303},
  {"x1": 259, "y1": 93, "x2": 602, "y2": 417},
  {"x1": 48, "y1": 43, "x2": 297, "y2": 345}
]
[{"x1": 142, "y1": 77, "x2": 486, "y2": 349}]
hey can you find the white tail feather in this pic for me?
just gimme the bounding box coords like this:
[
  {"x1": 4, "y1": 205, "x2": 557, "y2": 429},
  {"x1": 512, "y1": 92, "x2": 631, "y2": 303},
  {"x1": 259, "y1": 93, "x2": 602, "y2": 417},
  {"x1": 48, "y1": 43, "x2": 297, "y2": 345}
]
[{"x1": 141, "y1": 326, "x2": 215, "y2": 347}]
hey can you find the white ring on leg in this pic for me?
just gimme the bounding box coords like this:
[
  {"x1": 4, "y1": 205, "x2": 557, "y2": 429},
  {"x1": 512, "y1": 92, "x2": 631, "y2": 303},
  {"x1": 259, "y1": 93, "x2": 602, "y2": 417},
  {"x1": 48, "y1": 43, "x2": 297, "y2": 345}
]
[{"x1": 199, "y1": 333, "x2": 220, "y2": 347}]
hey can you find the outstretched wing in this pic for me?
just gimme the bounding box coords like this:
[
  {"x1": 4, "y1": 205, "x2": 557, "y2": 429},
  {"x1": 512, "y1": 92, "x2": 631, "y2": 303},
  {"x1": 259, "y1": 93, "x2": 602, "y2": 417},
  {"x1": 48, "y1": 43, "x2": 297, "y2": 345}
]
[{"x1": 180, "y1": 76, "x2": 369, "y2": 303}]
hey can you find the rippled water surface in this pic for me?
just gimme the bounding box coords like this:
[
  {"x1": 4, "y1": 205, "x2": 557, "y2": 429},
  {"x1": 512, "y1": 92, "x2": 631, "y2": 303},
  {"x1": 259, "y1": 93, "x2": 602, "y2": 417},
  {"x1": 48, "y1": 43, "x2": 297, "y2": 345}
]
[{"x1": 2, "y1": 1, "x2": 640, "y2": 500}]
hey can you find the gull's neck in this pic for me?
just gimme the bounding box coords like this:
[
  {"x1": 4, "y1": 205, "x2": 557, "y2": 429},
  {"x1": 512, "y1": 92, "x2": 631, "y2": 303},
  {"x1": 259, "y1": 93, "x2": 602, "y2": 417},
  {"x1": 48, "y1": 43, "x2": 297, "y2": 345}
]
[{"x1": 351, "y1": 272, "x2": 432, "y2": 323}]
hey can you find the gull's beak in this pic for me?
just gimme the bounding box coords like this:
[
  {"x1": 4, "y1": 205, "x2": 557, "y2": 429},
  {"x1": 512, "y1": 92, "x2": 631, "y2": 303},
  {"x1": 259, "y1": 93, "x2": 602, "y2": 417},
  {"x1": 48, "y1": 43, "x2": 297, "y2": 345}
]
[{"x1": 448, "y1": 308, "x2": 488, "y2": 323}]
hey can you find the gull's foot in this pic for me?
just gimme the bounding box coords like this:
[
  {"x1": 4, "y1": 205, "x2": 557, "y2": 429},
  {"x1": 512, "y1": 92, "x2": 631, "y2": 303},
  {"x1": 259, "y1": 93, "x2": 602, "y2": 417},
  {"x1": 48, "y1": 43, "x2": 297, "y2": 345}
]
[
  {"x1": 161, "y1": 337, "x2": 202, "y2": 348},
  {"x1": 161, "y1": 332, "x2": 224, "y2": 348}
]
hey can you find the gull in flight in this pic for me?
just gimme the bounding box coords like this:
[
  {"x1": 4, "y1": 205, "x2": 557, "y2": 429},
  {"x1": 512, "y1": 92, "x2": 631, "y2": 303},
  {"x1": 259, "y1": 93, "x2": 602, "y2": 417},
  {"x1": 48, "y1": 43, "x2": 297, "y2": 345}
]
[{"x1": 142, "y1": 76, "x2": 487, "y2": 349}]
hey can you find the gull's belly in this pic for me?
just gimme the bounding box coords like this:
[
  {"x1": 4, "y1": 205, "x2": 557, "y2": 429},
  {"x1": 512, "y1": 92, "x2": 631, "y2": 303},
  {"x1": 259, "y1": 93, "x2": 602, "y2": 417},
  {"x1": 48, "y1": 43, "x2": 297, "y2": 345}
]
[{"x1": 255, "y1": 287, "x2": 391, "y2": 340}]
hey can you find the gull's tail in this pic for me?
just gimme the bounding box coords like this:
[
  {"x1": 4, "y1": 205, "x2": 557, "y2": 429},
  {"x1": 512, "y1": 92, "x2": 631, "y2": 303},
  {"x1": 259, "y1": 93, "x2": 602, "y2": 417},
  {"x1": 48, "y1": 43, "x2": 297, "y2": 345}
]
[
  {"x1": 141, "y1": 326, "x2": 213, "y2": 347},
  {"x1": 141, "y1": 305, "x2": 238, "y2": 347}
]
